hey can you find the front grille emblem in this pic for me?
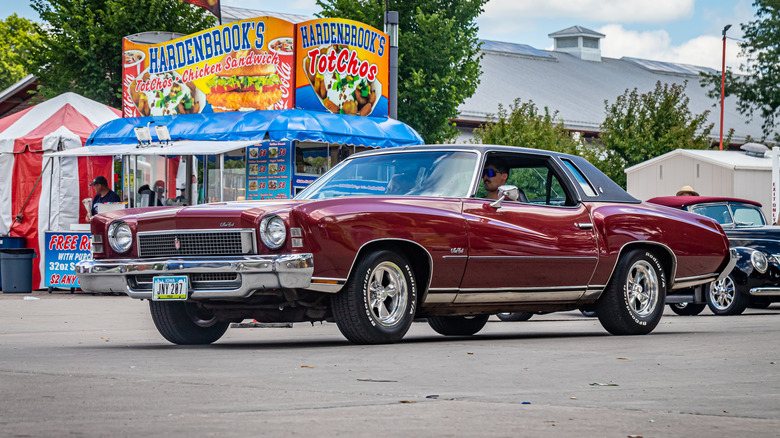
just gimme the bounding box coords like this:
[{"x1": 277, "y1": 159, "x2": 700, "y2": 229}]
[{"x1": 174, "y1": 236, "x2": 180, "y2": 251}]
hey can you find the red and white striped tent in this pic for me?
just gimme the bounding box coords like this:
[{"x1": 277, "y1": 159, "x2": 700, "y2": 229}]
[{"x1": 0, "y1": 92, "x2": 120, "y2": 289}]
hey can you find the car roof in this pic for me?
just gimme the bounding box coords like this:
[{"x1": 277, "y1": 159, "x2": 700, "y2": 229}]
[{"x1": 647, "y1": 195, "x2": 763, "y2": 209}]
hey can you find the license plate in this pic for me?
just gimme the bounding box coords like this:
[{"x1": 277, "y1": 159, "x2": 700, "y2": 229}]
[{"x1": 152, "y1": 276, "x2": 188, "y2": 301}]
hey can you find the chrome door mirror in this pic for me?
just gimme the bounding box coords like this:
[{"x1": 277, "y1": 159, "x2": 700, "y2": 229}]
[{"x1": 490, "y1": 185, "x2": 519, "y2": 208}]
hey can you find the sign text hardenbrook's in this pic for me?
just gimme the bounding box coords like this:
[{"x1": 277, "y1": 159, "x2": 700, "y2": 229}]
[
  {"x1": 299, "y1": 21, "x2": 386, "y2": 56},
  {"x1": 148, "y1": 21, "x2": 271, "y2": 74}
]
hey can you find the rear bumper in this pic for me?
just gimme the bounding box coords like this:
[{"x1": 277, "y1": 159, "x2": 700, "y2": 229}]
[{"x1": 75, "y1": 254, "x2": 313, "y2": 299}]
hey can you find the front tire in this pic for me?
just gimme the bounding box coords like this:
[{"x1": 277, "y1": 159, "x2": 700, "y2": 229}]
[
  {"x1": 596, "y1": 249, "x2": 666, "y2": 335},
  {"x1": 149, "y1": 301, "x2": 229, "y2": 345},
  {"x1": 707, "y1": 275, "x2": 748, "y2": 315},
  {"x1": 669, "y1": 302, "x2": 706, "y2": 316},
  {"x1": 428, "y1": 315, "x2": 489, "y2": 336},
  {"x1": 331, "y1": 250, "x2": 417, "y2": 344}
]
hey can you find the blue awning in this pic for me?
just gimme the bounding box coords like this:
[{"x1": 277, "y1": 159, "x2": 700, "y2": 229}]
[{"x1": 86, "y1": 109, "x2": 423, "y2": 149}]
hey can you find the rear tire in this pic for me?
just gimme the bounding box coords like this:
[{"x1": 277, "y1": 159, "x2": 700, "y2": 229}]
[
  {"x1": 428, "y1": 315, "x2": 489, "y2": 336},
  {"x1": 149, "y1": 301, "x2": 229, "y2": 345},
  {"x1": 331, "y1": 250, "x2": 417, "y2": 344},
  {"x1": 496, "y1": 312, "x2": 533, "y2": 322},
  {"x1": 669, "y1": 302, "x2": 706, "y2": 316},
  {"x1": 596, "y1": 249, "x2": 666, "y2": 335}
]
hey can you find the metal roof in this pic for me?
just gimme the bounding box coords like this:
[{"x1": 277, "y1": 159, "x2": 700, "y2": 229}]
[
  {"x1": 458, "y1": 42, "x2": 776, "y2": 143},
  {"x1": 220, "y1": 6, "x2": 311, "y2": 24},
  {"x1": 548, "y1": 26, "x2": 605, "y2": 38},
  {"x1": 479, "y1": 40, "x2": 554, "y2": 59},
  {"x1": 625, "y1": 149, "x2": 776, "y2": 173}
]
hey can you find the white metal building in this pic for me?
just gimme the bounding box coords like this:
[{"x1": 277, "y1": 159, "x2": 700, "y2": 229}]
[{"x1": 626, "y1": 148, "x2": 774, "y2": 220}]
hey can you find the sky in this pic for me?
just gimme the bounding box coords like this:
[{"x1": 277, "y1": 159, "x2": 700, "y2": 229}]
[{"x1": 2, "y1": 0, "x2": 755, "y2": 71}]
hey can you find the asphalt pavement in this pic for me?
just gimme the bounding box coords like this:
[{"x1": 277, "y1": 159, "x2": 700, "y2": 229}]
[{"x1": 1, "y1": 290, "x2": 779, "y2": 437}]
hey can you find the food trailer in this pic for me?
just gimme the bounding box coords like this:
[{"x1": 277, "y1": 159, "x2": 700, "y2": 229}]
[{"x1": 41, "y1": 13, "x2": 423, "y2": 290}]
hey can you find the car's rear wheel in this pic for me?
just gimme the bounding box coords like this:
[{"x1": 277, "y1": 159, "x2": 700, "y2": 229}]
[
  {"x1": 596, "y1": 249, "x2": 666, "y2": 335},
  {"x1": 496, "y1": 312, "x2": 533, "y2": 321},
  {"x1": 149, "y1": 300, "x2": 230, "y2": 345},
  {"x1": 707, "y1": 275, "x2": 748, "y2": 315},
  {"x1": 428, "y1": 315, "x2": 490, "y2": 336},
  {"x1": 332, "y1": 250, "x2": 417, "y2": 344},
  {"x1": 668, "y1": 302, "x2": 706, "y2": 316}
]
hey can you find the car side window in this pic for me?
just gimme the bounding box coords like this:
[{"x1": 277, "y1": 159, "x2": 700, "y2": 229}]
[
  {"x1": 509, "y1": 166, "x2": 568, "y2": 205},
  {"x1": 475, "y1": 158, "x2": 571, "y2": 206}
]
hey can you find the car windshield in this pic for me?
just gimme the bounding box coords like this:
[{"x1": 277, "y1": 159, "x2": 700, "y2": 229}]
[
  {"x1": 296, "y1": 150, "x2": 478, "y2": 199},
  {"x1": 689, "y1": 203, "x2": 766, "y2": 227}
]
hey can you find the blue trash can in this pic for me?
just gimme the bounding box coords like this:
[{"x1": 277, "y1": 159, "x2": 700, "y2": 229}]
[
  {"x1": 0, "y1": 237, "x2": 25, "y2": 287},
  {"x1": 0, "y1": 248, "x2": 37, "y2": 293}
]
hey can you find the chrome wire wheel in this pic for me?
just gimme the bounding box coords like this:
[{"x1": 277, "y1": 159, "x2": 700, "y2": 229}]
[
  {"x1": 625, "y1": 260, "x2": 659, "y2": 317},
  {"x1": 367, "y1": 261, "x2": 408, "y2": 327},
  {"x1": 709, "y1": 276, "x2": 736, "y2": 311}
]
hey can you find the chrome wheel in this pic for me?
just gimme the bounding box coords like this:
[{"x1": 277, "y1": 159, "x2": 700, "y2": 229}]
[
  {"x1": 596, "y1": 249, "x2": 666, "y2": 335},
  {"x1": 625, "y1": 260, "x2": 660, "y2": 317},
  {"x1": 709, "y1": 276, "x2": 737, "y2": 311},
  {"x1": 332, "y1": 250, "x2": 417, "y2": 344},
  {"x1": 368, "y1": 261, "x2": 408, "y2": 327}
]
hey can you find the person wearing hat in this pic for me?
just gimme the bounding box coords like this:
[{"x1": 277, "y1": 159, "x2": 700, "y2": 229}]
[
  {"x1": 89, "y1": 176, "x2": 120, "y2": 218},
  {"x1": 676, "y1": 185, "x2": 700, "y2": 196}
]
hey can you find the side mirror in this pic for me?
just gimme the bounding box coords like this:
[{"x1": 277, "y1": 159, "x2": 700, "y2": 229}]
[{"x1": 490, "y1": 185, "x2": 519, "y2": 208}]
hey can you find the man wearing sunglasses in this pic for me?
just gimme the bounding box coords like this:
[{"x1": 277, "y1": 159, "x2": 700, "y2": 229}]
[{"x1": 482, "y1": 159, "x2": 509, "y2": 200}]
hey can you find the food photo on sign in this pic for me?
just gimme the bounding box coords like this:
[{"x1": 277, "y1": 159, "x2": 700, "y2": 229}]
[
  {"x1": 206, "y1": 49, "x2": 284, "y2": 112},
  {"x1": 121, "y1": 16, "x2": 295, "y2": 117},
  {"x1": 295, "y1": 18, "x2": 389, "y2": 117}
]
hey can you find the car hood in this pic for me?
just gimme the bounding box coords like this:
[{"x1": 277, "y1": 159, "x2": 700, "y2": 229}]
[
  {"x1": 726, "y1": 225, "x2": 780, "y2": 254},
  {"x1": 96, "y1": 200, "x2": 310, "y2": 232}
]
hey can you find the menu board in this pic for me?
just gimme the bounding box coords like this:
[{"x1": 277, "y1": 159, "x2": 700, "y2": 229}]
[
  {"x1": 294, "y1": 18, "x2": 389, "y2": 117},
  {"x1": 246, "y1": 141, "x2": 292, "y2": 200},
  {"x1": 122, "y1": 17, "x2": 295, "y2": 118}
]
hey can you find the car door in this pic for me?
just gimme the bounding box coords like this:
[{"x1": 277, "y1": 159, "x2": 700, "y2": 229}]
[{"x1": 457, "y1": 159, "x2": 598, "y2": 303}]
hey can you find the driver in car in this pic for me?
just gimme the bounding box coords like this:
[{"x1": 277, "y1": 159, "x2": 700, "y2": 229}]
[{"x1": 482, "y1": 159, "x2": 509, "y2": 200}]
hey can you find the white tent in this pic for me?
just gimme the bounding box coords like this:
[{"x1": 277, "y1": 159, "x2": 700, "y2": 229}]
[{"x1": 0, "y1": 92, "x2": 120, "y2": 288}]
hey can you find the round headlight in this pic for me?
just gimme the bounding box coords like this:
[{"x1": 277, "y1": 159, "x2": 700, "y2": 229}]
[
  {"x1": 751, "y1": 250, "x2": 768, "y2": 273},
  {"x1": 259, "y1": 215, "x2": 286, "y2": 249},
  {"x1": 107, "y1": 221, "x2": 133, "y2": 253}
]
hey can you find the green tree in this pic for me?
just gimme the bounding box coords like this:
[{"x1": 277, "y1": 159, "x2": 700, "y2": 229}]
[
  {"x1": 29, "y1": 0, "x2": 217, "y2": 107},
  {"x1": 316, "y1": 0, "x2": 486, "y2": 144},
  {"x1": 701, "y1": 0, "x2": 780, "y2": 140},
  {"x1": 600, "y1": 81, "x2": 713, "y2": 187},
  {"x1": 471, "y1": 98, "x2": 625, "y2": 186},
  {"x1": 0, "y1": 14, "x2": 42, "y2": 90}
]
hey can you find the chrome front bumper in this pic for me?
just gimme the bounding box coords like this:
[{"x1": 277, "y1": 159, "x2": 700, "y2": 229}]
[
  {"x1": 75, "y1": 253, "x2": 313, "y2": 299},
  {"x1": 749, "y1": 288, "x2": 780, "y2": 297}
]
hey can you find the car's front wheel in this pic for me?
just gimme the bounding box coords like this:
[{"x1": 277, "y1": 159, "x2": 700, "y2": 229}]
[
  {"x1": 428, "y1": 315, "x2": 490, "y2": 336},
  {"x1": 707, "y1": 275, "x2": 748, "y2": 315},
  {"x1": 332, "y1": 249, "x2": 417, "y2": 344},
  {"x1": 668, "y1": 302, "x2": 706, "y2": 316},
  {"x1": 596, "y1": 249, "x2": 666, "y2": 335},
  {"x1": 149, "y1": 301, "x2": 230, "y2": 345}
]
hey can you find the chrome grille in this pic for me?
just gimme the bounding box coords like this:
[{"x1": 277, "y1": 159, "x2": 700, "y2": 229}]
[{"x1": 138, "y1": 230, "x2": 255, "y2": 257}]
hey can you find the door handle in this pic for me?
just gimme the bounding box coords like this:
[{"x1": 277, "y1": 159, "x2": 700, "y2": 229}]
[{"x1": 575, "y1": 222, "x2": 593, "y2": 230}]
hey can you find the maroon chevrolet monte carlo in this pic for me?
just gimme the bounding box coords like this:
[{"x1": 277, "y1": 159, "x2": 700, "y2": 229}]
[{"x1": 76, "y1": 145, "x2": 737, "y2": 345}]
